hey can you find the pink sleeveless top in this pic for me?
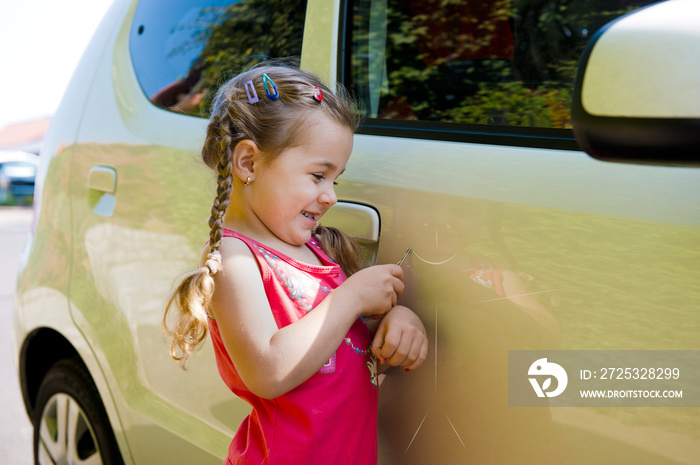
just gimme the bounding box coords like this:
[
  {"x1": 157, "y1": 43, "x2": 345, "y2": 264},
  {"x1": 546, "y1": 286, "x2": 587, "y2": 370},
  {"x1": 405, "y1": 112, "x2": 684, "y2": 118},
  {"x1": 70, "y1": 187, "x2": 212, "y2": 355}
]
[{"x1": 208, "y1": 228, "x2": 378, "y2": 465}]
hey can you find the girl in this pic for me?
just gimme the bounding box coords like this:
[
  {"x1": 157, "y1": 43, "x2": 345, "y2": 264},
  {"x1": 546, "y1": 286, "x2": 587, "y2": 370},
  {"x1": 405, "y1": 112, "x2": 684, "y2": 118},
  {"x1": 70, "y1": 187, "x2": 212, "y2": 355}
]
[{"x1": 164, "y1": 65, "x2": 428, "y2": 465}]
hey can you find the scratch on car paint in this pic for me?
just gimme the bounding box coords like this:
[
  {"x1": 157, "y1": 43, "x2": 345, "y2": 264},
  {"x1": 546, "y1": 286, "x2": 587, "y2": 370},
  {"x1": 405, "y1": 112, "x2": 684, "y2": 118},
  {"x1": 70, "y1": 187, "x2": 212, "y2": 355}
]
[
  {"x1": 405, "y1": 412, "x2": 429, "y2": 454},
  {"x1": 411, "y1": 250, "x2": 458, "y2": 265},
  {"x1": 445, "y1": 414, "x2": 467, "y2": 451}
]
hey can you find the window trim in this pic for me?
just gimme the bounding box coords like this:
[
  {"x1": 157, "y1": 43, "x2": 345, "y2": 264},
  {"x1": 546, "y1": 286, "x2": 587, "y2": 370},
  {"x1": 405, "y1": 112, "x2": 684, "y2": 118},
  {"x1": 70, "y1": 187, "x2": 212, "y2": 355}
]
[{"x1": 355, "y1": 119, "x2": 578, "y2": 150}]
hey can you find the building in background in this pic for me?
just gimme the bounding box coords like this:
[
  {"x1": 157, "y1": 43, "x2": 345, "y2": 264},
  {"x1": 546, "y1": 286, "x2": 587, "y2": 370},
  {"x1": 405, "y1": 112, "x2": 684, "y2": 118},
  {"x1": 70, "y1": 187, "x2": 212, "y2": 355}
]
[
  {"x1": 0, "y1": 117, "x2": 48, "y2": 205},
  {"x1": 0, "y1": 117, "x2": 50, "y2": 154}
]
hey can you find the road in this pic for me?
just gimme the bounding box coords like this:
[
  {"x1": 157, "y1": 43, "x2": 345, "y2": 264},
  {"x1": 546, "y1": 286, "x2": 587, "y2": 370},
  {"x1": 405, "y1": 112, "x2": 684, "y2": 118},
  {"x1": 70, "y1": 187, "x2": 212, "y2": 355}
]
[{"x1": 0, "y1": 207, "x2": 34, "y2": 464}]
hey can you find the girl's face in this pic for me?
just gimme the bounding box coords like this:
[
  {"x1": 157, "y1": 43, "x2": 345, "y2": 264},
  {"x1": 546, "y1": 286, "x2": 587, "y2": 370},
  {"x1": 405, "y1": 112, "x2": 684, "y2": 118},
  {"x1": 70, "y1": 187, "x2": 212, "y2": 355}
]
[{"x1": 245, "y1": 115, "x2": 354, "y2": 247}]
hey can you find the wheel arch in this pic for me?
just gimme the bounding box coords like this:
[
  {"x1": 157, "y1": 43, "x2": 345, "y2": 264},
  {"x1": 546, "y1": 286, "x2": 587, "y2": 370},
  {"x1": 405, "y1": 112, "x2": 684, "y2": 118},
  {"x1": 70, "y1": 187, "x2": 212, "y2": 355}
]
[
  {"x1": 19, "y1": 327, "x2": 136, "y2": 465},
  {"x1": 19, "y1": 327, "x2": 81, "y2": 418}
]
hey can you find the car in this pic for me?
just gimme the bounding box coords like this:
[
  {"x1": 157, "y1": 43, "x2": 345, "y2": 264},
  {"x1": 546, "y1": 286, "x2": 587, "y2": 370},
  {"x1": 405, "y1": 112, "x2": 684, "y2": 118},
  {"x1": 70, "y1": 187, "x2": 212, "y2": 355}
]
[
  {"x1": 13, "y1": 0, "x2": 700, "y2": 464},
  {"x1": 0, "y1": 150, "x2": 39, "y2": 205}
]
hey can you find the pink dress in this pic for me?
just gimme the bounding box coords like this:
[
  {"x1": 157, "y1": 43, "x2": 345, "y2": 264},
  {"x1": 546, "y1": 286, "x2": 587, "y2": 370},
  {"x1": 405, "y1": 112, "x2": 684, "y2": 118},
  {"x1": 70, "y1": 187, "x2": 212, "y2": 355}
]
[{"x1": 208, "y1": 228, "x2": 378, "y2": 464}]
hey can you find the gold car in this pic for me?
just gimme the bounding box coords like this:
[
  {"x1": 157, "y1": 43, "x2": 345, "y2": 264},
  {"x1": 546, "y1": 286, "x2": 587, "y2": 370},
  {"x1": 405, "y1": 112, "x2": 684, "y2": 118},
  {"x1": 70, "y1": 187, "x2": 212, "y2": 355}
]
[{"x1": 14, "y1": 0, "x2": 700, "y2": 464}]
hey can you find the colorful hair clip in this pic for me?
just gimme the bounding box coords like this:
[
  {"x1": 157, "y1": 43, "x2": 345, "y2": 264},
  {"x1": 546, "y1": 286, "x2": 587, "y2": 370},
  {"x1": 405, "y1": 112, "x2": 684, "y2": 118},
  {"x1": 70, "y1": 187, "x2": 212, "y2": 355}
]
[
  {"x1": 262, "y1": 74, "x2": 279, "y2": 100},
  {"x1": 244, "y1": 80, "x2": 259, "y2": 104},
  {"x1": 313, "y1": 86, "x2": 324, "y2": 102}
]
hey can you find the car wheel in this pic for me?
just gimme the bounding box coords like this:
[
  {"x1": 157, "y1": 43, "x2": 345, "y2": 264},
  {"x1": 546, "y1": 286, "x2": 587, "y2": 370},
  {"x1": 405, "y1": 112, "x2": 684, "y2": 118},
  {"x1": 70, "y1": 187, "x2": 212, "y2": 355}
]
[{"x1": 32, "y1": 359, "x2": 124, "y2": 465}]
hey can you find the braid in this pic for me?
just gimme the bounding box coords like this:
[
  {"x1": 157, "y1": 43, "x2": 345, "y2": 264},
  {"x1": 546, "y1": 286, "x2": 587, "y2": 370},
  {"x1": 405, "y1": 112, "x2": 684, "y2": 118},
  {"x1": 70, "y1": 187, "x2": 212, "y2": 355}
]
[
  {"x1": 206, "y1": 121, "x2": 234, "y2": 274},
  {"x1": 162, "y1": 116, "x2": 234, "y2": 369}
]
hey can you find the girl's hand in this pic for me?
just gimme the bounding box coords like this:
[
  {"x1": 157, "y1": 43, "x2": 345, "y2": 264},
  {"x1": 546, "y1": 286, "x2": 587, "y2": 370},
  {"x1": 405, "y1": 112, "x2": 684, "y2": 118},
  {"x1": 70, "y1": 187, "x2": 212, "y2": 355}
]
[
  {"x1": 371, "y1": 305, "x2": 428, "y2": 371},
  {"x1": 340, "y1": 264, "x2": 404, "y2": 318}
]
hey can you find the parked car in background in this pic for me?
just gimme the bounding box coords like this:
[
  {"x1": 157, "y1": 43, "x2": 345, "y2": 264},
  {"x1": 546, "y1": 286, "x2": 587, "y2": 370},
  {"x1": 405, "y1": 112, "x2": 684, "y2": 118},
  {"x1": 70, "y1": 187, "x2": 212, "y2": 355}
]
[
  {"x1": 13, "y1": 0, "x2": 700, "y2": 464},
  {"x1": 0, "y1": 150, "x2": 39, "y2": 205}
]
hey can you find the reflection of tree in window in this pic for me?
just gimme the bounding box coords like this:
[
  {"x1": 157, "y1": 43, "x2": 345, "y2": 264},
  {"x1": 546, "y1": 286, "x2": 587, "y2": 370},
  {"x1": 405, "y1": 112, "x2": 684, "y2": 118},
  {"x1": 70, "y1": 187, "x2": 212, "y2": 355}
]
[
  {"x1": 151, "y1": 0, "x2": 307, "y2": 117},
  {"x1": 353, "y1": 0, "x2": 656, "y2": 129},
  {"x1": 381, "y1": 0, "x2": 514, "y2": 121}
]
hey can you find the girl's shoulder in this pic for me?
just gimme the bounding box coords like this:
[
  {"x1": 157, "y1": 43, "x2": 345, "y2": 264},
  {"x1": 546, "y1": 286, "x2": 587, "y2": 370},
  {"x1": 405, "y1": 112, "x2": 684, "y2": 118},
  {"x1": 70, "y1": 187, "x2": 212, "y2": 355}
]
[
  {"x1": 197, "y1": 228, "x2": 258, "y2": 270},
  {"x1": 218, "y1": 229, "x2": 263, "y2": 266},
  {"x1": 217, "y1": 228, "x2": 276, "y2": 262},
  {"x1": 219, "y1": 227, "x2": 255, "y2": 246}
]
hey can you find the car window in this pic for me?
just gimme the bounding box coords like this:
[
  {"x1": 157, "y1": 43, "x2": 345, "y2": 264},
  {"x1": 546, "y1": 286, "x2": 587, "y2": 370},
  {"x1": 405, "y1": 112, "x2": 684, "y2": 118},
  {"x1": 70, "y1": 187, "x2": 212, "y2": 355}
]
[
  {"x1": 129, "y1": 0, "x2": 308, "y2": 117},
  {"x1": 346, "y1": 0, "x2": 657, "y2": 132}
]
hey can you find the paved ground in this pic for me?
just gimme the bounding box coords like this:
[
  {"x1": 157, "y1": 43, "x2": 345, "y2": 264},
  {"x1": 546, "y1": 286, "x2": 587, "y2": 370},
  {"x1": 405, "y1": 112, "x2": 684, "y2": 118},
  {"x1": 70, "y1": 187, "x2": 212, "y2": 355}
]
[{"x1": 0, "y1": 206, "x2": 35, "y2": 464}]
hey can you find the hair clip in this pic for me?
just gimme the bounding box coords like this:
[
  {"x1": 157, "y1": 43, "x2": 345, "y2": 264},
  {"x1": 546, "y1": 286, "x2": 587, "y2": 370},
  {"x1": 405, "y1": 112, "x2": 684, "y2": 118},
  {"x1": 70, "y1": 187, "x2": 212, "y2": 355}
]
[
  {"x1": 262, "y1": 74, "x2": 279, "y2": 100},
  {"x1": 313, "y1": 86, "x2": 324, "y2": 102},
  {"x1": 244, "y1": 80, "x2": 259, "y2": 104}
]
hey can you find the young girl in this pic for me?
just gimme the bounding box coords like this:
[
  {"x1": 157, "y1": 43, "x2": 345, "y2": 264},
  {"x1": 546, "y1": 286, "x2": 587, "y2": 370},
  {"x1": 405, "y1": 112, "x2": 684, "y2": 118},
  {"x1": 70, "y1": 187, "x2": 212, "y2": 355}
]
[{"x1": 164, "y1": 65, "x2": 428, "y2": 465}]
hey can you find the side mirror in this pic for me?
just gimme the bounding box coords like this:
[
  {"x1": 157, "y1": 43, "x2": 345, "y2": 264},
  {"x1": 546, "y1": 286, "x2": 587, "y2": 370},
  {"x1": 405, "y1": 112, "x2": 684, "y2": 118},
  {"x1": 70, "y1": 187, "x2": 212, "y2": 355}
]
[{"x1": 572, "y1": 0, "x2": 700, "y2": 166}]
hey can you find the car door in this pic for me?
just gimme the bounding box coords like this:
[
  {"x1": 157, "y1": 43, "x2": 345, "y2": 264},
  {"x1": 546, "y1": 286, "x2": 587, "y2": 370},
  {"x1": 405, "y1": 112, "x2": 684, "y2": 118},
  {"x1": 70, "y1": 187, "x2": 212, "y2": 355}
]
[{"x1": 338, "y1": 1, "x2": 700, "y2": 464}]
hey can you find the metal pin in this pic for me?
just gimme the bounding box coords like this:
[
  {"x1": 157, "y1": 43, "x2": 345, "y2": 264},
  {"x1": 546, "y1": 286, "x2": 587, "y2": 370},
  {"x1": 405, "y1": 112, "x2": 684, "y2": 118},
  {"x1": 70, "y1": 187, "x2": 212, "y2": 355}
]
[{"x1": 397, "y1": 247, "x2": 412, "y2": 266}]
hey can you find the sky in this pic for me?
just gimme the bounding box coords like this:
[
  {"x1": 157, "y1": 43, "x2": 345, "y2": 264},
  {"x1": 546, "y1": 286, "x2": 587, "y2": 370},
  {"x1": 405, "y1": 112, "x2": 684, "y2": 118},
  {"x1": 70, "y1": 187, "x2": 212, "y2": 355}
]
[{"x1": 0, "y1": 0, "x2": 115, "y2": 130}]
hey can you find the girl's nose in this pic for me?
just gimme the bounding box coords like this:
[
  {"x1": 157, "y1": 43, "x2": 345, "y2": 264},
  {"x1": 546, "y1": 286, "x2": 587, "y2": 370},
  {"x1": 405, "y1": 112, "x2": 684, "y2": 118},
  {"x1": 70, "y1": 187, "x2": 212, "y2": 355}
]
[{"x1": 319, "y1": 185, "x2": 337, "y2": 206}]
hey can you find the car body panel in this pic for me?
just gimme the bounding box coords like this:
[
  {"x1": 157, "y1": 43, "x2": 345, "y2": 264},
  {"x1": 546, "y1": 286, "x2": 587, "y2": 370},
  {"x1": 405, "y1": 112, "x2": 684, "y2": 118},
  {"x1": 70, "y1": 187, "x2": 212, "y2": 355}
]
[
  {"x1": 60, "y1": 4, "x2": 237, "y2": 462},
  {"x1": 13, "y1": 0, "x2": 700, "y2": 464},
  {"x1": 300, "y1": 0, "x2": 341, "y2": 84},
  {"x1": 342, "y1": 133, "x2": 700, "y2": 464}
]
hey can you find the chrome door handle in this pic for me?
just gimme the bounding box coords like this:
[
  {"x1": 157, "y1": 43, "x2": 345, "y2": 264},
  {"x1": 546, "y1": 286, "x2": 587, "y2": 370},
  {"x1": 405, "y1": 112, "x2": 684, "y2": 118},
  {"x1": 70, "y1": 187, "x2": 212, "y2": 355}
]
[{"x1": 320, "y1": 201, "x2": 381, "y2": 266}]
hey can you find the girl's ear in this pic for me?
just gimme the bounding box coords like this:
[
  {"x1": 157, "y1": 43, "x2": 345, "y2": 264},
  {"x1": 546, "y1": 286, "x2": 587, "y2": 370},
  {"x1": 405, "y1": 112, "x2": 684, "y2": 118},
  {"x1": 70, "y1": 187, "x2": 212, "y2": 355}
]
[{"x1": 231, "y1": 139, "x2": 260, "y2": 182}]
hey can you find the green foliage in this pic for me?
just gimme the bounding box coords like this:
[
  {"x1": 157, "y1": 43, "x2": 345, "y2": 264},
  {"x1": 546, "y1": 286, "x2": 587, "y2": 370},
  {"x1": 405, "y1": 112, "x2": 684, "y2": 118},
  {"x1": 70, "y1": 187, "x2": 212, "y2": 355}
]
[
  {"x1": 0, "y1": 192, "x2": 33, "y2": 206},
  {"x1": 190, "y1": 0, "x2": 307, "y2": 116},
  {"x1": 154, "y1": 0, "x2": 306, "y2": 117},
  {"x1": 350, "y1": 0, "x2": 658, "y2": 129},
  {"x1": 439, "y1": 81, "x2": 572, "y2": 128}
]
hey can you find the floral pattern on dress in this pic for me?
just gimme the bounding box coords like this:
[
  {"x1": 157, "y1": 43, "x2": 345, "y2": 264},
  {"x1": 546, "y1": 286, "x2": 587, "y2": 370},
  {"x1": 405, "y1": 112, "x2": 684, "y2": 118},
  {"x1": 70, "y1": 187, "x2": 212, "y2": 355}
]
[{"x1": 257, "y1": 247, "x2": 331, "y2": 312}]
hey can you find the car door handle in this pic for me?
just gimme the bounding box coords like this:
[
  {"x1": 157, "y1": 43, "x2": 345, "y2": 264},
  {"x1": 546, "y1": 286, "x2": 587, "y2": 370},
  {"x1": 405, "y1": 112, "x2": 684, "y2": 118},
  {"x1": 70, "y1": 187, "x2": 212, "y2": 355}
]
[
  {"x1": 319, "y1": 201, "x2": 381, "y2": 266},
  {"x1": 87, "y1": 166, "x2": 117, "y2": 217},
  {"x1": 87, "y1": 166, "x2": 117, "y2": 194}
]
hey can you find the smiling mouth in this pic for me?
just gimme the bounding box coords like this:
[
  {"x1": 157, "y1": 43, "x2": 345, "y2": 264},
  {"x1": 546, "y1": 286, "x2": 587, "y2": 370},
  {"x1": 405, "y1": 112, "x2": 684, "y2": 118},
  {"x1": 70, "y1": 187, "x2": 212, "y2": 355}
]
[{"x1": 301, "y1": 210, "x2": 317, "y2": 221}]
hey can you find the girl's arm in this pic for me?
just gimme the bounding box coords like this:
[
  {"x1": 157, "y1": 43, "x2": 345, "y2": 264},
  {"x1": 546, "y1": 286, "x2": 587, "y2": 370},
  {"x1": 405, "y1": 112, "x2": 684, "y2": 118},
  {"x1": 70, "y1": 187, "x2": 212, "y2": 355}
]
[{"x1": 210, "y1": 238, "x2": 403, "y2": 399}]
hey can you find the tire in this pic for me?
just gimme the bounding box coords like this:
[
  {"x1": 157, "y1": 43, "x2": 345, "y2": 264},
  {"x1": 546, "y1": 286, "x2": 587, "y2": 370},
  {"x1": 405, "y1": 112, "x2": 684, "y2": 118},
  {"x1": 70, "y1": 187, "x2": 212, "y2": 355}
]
[{"x1": 32, "y1": 359, "x2": 124, "y2": 465}]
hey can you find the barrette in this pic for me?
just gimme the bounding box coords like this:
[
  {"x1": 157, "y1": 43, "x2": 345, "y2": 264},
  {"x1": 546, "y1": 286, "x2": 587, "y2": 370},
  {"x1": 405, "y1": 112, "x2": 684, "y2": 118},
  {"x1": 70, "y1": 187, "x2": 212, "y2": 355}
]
[
  {"x1": 313, "y1": 86, "x2": 324, "y2": 102},
  {"x1": 262, "y1": 74, "x2": 279, "y2": 100},
  {"x1": 244, "y1": 80, "x2": 258, "y2": 104}
]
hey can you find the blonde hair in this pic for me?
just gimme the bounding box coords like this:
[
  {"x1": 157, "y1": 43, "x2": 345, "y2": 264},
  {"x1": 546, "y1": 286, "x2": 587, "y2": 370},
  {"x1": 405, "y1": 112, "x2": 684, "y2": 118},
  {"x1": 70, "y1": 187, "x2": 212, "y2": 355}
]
[{"x1": 163, "y1": 65, "x2": 362, "y2": 368}]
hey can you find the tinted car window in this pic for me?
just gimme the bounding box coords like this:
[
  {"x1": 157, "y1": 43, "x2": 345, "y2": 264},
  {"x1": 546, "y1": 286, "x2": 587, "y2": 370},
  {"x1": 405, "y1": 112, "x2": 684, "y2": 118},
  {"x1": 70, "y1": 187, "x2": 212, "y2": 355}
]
[
  {"x1": 130, "y1": 0, "x2": 308, "y2": 117},
  {"x1": 347, "y1": 0, "x2": 657, "y2": 130}
]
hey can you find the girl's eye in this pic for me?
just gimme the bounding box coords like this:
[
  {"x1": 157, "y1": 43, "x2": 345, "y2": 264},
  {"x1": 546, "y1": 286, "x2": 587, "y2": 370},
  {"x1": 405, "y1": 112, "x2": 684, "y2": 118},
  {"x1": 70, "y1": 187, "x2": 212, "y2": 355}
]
[{"x1": 312, "y1": 173, "x2": 339, "y2": 185}]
